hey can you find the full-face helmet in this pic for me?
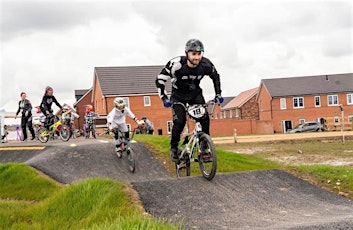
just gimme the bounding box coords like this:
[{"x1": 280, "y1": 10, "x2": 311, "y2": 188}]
[
  {"x1": 185, "y1": 39, "x2": 204, "y2": 52},
  {"x1": 114, "y1": 97, "x2": 125, "y2": 110}
]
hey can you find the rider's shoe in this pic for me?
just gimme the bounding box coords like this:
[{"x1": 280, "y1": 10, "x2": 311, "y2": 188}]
[
  {"x1": 115, "y1": 147, "x2": 122, "y2": 158},
  {"x1": 170, "y1": 148, "x2": 178, "y2": 162},
  {"x1": 115, "y1": 146, "x2": 122, "y2": 152}
]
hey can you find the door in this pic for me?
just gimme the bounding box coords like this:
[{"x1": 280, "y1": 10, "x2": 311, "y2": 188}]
[{"x1": 282, "y1": 120, "x2": 292, "y2": 133}]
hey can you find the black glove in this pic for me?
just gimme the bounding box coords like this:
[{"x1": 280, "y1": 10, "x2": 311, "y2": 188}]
[{"x1": 215, "y1": 94, "x2": 224, "y2": 104}]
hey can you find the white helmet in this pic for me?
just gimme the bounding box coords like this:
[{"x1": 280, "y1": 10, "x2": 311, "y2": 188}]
[{"x1": 114, "y1": 97, "x2": 125, "y2": 110}]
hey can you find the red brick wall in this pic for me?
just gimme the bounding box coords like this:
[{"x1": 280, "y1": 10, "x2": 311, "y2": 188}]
[
  {"x1": 257, "y1": 84, "x2": 273, "y2": 121},
  {"x1": 268, "y1": 93, "x2": 353, "y2": 133},
  {"x1": 73, "y1": 90, "x2": 93, "y2": 131}
]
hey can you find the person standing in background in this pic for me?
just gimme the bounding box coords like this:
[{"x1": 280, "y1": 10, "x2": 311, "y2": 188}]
[{"x1": 15, "y1": 92, "x2": 36, "y2": 141}]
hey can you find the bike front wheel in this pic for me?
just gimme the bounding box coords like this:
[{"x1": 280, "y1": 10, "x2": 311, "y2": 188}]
[
  {"x1": 37, "y1": 127, "x2": 49, "y2": 143},
  {"x1": 197, "y1": 133, "x2": 217, "y2": 181},
  {"x1": 126, "y1": 147, "x2": 135, "y2": 173},
  {"x1": 60, "y1": 125, "x2": 71, "y2": 142}
]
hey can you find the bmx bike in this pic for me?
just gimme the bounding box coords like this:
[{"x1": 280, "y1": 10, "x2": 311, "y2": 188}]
[{"x1": 174, "y1": 100, "x2": 218, "y2": 181}]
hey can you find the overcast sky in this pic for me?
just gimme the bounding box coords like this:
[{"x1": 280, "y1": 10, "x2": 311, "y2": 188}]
[{"x1": 1, "y1": 0, "x2": 352, "y2": 114}]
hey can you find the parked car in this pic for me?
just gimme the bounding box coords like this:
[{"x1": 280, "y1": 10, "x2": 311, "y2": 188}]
[{"x1": 288, "y1": 122, "x2": 325, "y2": 133}]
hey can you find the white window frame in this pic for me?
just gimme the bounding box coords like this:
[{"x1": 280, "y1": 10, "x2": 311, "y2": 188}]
[
  {"x1": 293, "y1": 97, "x2": 304, "y2": 109},
  {"x1": 347, "y1": 93, "x2": 353, "y2": 105},
  {"x1": 299, "y1": 119, "x2": 305, "y2": 124},
  {"x1": 314, "y1": 96, "x2": 321, "y2": 107},
  {"x1": 280, "y1": 98, "x2": 286, "y2": 110},
  {"x1": 167, "y1": 121, "x2": 173, "y2": 134},
  {"x1": 122, "y1": 97, "x2": 129, "y2": 108},
  {"x1": 334, "y1": 116, "x2": 340, "y2": 123},
  {"x1": 144, "y1": 96, "x2": 151, "y2": 107},
  {"x1": 348, "y1": 115, "x2": 353, "y2": 122},
  {"x1": 328, "y1": 95, "x2": 338, "y2": 106}
]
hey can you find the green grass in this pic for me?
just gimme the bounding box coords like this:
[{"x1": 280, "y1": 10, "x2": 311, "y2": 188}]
[
  {"x1": 289, "y1": 165, "x2": 353, "y2": 197},
  {"x1": 0, "y1": 164, "x2": 180, "y2": 230},
  {"x1": 133, "y1": 134, "x2": 281, "y2": 175}
]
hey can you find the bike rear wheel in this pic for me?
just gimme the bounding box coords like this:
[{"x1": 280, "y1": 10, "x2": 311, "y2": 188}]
[
  {"x1": 126, "y1": 147, "x2": 135, "y2": 173},
  {"x1": 37, "y1": 127, "x2": 49, "y2": 143},
  {"x1": 197, "y1": 133, "x2": 217, "y2": 181},
  {"x1": 175, "y1": 153, "x2": 191, "y2": 178},
  {"x1": 60, "y1": 125, "x2": 71, "y2": 142}
]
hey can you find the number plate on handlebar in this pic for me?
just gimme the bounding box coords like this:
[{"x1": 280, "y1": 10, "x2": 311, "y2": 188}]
[{"x1": 187, "y1": 105, "x2": 206, "y2": 119}]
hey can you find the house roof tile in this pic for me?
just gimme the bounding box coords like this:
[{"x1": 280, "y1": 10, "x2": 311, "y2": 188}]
[
  {"x1": 95, "y1": 65, "x2": 170, "y2": 96},
  {"x1": 223, "y1": 87, "x2": 258, "y2": 109},
  {"x1": 261, "y1": 73, "x2": 353, "y2": 97}
]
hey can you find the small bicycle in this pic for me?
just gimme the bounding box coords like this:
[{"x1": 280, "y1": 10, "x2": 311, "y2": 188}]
[
  {"x1": 105, "y1": 128, "x2": 136, "y2": 173},
  {"x1": 37, "y1": 113, "x2": 71, "y2": 143},
  {"x1": 174, "y1": 100, "x2": 218, "y2": 181}
]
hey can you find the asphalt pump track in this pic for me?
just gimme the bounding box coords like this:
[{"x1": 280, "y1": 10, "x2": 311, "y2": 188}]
[{"x1": 1, "y1": 138, "x2": 353, "y2": 229}]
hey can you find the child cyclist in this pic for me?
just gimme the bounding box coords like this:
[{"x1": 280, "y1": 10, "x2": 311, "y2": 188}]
[
  {"x1": 84, "y1": 105, "x2": 99, "y2": 138},
  {"x1": 106, "y1": 97, "x2": 143, "y2": 157}
]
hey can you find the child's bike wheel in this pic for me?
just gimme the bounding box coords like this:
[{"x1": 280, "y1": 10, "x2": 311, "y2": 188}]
[
  {"x1": 60, "y1": 125, "x2": 71, "y2": 142},
  {"x1": 126, "y1": 148, "x2": 135, "y2": 173},
  {"x1": 37, "y1": 127, "x2": 49, "y2": 143}
]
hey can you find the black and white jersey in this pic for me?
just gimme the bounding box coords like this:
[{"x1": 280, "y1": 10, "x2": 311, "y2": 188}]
[{"x1": 156, "y1": 56, "x2": 222, "y2": 101}]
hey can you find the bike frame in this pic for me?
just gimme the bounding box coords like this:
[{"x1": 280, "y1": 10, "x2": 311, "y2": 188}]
[
  {"x1": 41, "y1": 120, "x2": 61, "y2": 137},
  {"x1": 174, "y1": 100, "x2": 217, "y2": 180}
]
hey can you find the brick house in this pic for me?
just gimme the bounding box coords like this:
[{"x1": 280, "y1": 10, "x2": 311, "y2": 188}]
[
  {"x1": 257, "y1": 73, "x2": 353, "y2": 133},
  {"x1": 91, "y1": 65, "x2": 173, "y2": 135},
  {"x1": 73, "y1": 88, "x2": 92, "y2": 131},
  {"x1": 221, "y1": 87, "x2": 258, "y2": 120}
]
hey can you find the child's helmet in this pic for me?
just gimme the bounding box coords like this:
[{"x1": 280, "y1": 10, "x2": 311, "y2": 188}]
[
  {"x1": 114, "y1": 97, "x2": 125, "y2": 110},
  {"x1": 62, "y1": 105, "x2": 70, "y2": 111},
  {"x1": 85, "y1": 105, "x2": 93, "y2": 113}
]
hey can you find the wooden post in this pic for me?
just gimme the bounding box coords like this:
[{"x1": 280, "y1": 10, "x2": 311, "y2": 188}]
[{"x1": 233, "y1": 128, "x2": 237, "y2": 143}]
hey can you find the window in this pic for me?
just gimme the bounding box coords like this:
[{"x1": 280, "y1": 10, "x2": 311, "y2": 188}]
[
  {"x1": 347, "y1": 93, "x2": 353, "y2": 105},
  {"x1": 293, "y1": 97, "x2": 304, "y2": 108},
  {"x1": 167, "y1": 121, "x2": 173, "y2": 134},
  {"x1": 334, "y1": 116, "x2": 340, "y2": 123},
  {"x1": 121, "y1": 97, "x2": 129, "y2": 108},
  {"x1": 280, "y1": 98, "x2": 286, "y2": 110},
  {"x1": 314, "y1": 96, "x2": 321, "y2": 107},
  {"x1": 144, "y1": 96, "x2": 151, "y2": 106},
  {"x1": 348, "y1": 115, "x2": 353, "y2": 123},
  {"x1": 328, "y1": 95, "x2": 338, "y2": 106},
  {"x1": 299, "y1": 119, "x2": 305, "y2": 124}
]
